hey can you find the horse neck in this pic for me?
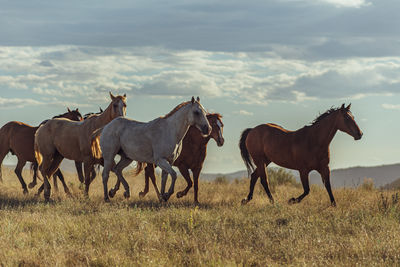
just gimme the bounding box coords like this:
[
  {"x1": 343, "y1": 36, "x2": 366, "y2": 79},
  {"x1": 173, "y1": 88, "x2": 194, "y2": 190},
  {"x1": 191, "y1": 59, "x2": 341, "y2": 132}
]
[
  {"x1": 310, "y1": 113, "x2": 338, "y2": 147},
  {"x1": 87, "y1": 105, "x2": 114, "y2": 130},
  {"x1": 164, "y1": 105, "x2": 192, "y2": 144},
  {"x1": 186, "y1": 126, "x2": 211, "y2": 146}
]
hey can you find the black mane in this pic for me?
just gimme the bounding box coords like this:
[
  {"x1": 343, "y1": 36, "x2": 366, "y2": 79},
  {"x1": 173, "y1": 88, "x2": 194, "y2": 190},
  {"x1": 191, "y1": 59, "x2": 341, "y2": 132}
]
[{"x1": 310, "y1": 106, "x2": 340, "y2": 125}]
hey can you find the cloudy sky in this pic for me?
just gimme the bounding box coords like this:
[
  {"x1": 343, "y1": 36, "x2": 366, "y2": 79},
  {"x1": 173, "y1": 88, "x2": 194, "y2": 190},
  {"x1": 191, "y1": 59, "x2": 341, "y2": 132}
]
[{"x1": 1, "y1": 0, "x2": 399, "y2": 174}]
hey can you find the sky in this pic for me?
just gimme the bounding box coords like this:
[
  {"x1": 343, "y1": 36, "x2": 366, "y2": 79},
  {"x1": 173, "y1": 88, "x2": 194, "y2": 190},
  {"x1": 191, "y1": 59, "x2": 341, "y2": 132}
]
[{"x1": 1, "y1": 0, "x2": 399, "y2": 173}]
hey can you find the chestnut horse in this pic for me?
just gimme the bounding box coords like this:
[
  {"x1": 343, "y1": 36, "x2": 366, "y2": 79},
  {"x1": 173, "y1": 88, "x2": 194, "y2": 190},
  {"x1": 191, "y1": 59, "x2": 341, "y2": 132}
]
[
  {"x1": 239, "y1": 104, "x2": 363, "y2": 206},
  {"x1": 108, "y1": 113, "x2": 224, "y2": 203},
  {"x1": 0, "y1": 108, "x2": 83, "y2": 194},
  {"x1": 35, "y1": 92, "x2": 126, "y2": 201}
]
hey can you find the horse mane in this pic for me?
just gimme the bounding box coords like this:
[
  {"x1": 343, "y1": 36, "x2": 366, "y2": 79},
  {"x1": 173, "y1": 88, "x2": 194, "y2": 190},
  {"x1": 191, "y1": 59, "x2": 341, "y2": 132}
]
[
  {"x1": 206, "y1": 113, "x2": 222, "y2": 120},
  {"x1": 52, "y1": 112, "x2": 70, "y2": 119},
  {"x1": 310, "y1": 106, "x2": 340, "y2": 125},
  {"x1": 161, "y1": 101, "x2": 191, "y2": 119}
]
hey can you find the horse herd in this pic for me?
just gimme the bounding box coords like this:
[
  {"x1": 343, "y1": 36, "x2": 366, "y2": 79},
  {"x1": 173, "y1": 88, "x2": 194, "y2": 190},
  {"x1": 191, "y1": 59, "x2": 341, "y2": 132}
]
[{"x1": 0, "y1": 92, "x2": 363, "y2": 206}]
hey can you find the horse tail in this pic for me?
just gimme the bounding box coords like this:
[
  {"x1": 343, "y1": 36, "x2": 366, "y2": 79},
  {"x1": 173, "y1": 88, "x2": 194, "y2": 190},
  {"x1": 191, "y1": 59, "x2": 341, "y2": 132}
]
[
  {"x1": 132, "y1": 162, "x2": 144, "y2": 176},
  {"x1": 91, "y1": 127, "x2": 104, "y2": 159},
  {"x1": 34, "y1": 146, "x2": 43, "y2": 168},
  {"x1": 0, "y1": 123, "x2": 12, "y2": 182},
  {"x1": 239, "y1": 128, "x2": 255, "y2": 177}
]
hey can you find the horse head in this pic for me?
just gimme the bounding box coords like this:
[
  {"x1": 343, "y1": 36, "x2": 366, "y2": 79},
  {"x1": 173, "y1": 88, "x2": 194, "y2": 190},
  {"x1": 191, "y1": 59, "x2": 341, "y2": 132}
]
[
  {"x1": 187, "y1": 96, "x2": 211, "y2": 136},
  {"x1": 65, "y1": 108, "x2": 83, "y2": 121},
  {"x1": 336, "y1": 103, "x2": 363, "y2": 140},
  {"x1": 207, "y1": 113, "x2": 224, "y2": 146},
  {"x1": 109, "y1": 92, "x2": 127, "y2": 119}
]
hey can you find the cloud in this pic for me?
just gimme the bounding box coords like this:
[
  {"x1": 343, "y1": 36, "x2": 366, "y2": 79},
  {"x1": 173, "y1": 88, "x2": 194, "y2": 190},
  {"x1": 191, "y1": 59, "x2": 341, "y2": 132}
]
[
  {"x1": 233, "y1": 110, "x2": 253, "y2": 116},
  {"x1": 0, "y1": 97, "x2": 43, "y2": 109},
  {"x1": 0, "y1": 0, "x2": 397, "y2": 60},
  {"x1": 1, "y1": 46, "x2": 400, "y2": 107},
  {"x1": 382, "y1": 104, "x2": 400, "y2": 110}
]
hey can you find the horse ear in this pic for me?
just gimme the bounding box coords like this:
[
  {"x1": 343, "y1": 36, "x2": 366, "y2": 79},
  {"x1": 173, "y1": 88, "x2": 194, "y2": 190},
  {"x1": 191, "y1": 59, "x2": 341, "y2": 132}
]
[
  {"x1": 67, "y1": 107, "x2": 71, "y2": 112},
  {"x1": 100, "y1": 107, "x2": 103, "y2": 112},
  {"x1": 75, "y1": 108, "x2": 79, "y2": 112},
  {"x1": 191, "y1": 96, "x2": 195, "y2": 104},
  {"x1": 123, "y1": 93, "x2": 126, "y2": 98},
  {"x1": 196, "y1": 96, "x2": 200, "y2": 102},
  {"x1": 346, "y1": 103, "x2": 351, "y2": 110},
  {"x1": 109, "y1": 92, "x2": 116, "y2": 100},
  {"x1": 341, "y1": 103, "x2": 345, "y2": 110}
]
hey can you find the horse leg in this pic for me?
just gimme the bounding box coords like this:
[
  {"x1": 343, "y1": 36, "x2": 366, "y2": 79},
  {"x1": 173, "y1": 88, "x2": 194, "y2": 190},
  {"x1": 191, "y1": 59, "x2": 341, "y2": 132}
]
[
  {"x1": 102, "y1": 158, "x2": 114, "y2": 202},
  {"x1": 54, "y1": 168, "x2": 71, "y2": 196},
  {"x1": 0, "y1": 148, "x2": 8, "y2": 183},
  {"x1": 113, "y1": 156, "x2": 133, "y2": 199},
  {"x1": 83, "y1": 162, "x2": 93, "y2": 196},
  {"x1": 28, "y1": 162, "x2": 38, "y2": 188},
  {"x1": 289, "y1": 170, "x2": 310, "y2": 204},
  {"x1": 176, "y1": 166, "x2": 192, "y2": 199},
  {"x1": 52, "y1": 173, "x2": 59, "y2": 192},
  {"x1": 75, "y1": 161, "x2": 84, "y2": 184},
  {"x1": 192, "y1": 167, "x2": 201, "y2": 204},
  {"x1": 241, "y1": 168, "x2": 259, "y2": 205},
  {"x1": 148, "y1": 166, "x2": 161, "y2": 201},
  {"x1": 109, "y1": 178, "x2": 121, "y2": 198},
  {"x1": 318, "y1": 166, "x2": 336, "y2": 206},
  {"x1": 156, "y1": 158, "x2": 177, "y2": 202},
  {"x1": 14, "y1": 159, "x2": 28, "y2": 194},
  {"x1": 139, "y1": 164, "x2": 151, "y2": 198},
  {"x1": 259, "y1": 161, "x2": 274, "y2": 204}
]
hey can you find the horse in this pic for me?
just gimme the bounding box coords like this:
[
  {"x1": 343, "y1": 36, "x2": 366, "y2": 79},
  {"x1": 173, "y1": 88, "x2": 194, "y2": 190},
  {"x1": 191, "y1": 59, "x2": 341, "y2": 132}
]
[
  {"x1": 91, "y1": 96, "x2": 211, "y2": 202},
  {"x1": 0, "y1": 108, "x2": 83, "y2": 194},
  {"x1": 34, "y1": 92, "x2": 126, "y2": 201},
  {"x1": 107, "y1": 113, "x2": 224, "y2": 203},
  {"x1": 34, "y1": 107, "x2": 106, "y2": 196},
  {"x1": 239, "y1": 104, "x2": 363, "y2": 206}
]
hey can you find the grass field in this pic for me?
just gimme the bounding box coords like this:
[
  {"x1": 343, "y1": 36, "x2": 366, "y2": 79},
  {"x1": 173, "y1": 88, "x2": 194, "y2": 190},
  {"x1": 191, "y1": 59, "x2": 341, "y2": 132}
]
[{"x1": 0, "y1": 166, "x2": 400, "y2": 266}]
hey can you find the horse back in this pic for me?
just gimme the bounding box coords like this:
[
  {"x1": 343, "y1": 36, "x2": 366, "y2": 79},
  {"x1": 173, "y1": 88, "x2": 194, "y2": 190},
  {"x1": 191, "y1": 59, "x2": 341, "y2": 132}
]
[{"x1": 0, "y1": 121, "x2": 38, "y2": 161}]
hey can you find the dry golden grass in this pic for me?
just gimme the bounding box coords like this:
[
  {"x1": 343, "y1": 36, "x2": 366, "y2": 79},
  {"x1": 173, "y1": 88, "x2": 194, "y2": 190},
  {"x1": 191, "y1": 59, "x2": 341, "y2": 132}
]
[{"x1": 0, "y1": 166, "x2": 400, "y2": 266}]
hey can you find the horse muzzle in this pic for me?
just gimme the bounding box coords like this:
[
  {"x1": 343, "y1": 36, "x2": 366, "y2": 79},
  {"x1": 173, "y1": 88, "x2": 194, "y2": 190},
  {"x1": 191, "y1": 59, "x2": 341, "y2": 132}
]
[
  {"x1": 354, "y1": 131, "x2": 363, "y2": 140},
  {"x1": 217, "y1": 136, "x2": 224, "y2": 147}
]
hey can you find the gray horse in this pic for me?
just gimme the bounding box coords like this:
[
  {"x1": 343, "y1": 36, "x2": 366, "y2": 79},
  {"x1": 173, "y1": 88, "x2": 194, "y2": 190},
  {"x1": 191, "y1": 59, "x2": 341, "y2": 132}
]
[{"x1": 91, "y1": 97, "x2": 211, "y2": 202}]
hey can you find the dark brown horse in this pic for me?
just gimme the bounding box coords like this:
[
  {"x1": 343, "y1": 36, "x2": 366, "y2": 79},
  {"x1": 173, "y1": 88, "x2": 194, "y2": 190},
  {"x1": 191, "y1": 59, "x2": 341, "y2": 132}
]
[
  {"x1": 239, "y1": 104, "x2": 363, "y2": 206},
  {"x1": 108, "y1": 113, "x2": 224, "y2": 203},
  {"x1": 0, "y1": 108, "x2": 83, "y2": 194}
]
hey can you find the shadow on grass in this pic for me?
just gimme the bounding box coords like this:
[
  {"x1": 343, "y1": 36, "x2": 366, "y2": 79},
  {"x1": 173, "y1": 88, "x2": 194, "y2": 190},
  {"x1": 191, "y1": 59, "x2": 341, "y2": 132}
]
[{"x1": 0, "y1": 193, "x2": 47, "y2": 209}]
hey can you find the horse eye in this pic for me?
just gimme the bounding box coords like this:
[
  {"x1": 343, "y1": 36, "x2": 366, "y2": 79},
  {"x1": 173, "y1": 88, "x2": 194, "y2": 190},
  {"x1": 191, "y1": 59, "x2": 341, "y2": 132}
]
[{"x1": 193, "y1": 110, "x2": 200, "y2": 116}]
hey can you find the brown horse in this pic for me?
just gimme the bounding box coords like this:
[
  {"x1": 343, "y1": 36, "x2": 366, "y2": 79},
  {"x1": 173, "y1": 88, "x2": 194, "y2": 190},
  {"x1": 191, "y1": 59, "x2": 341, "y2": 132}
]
[
  {"x1": 0, "y1": 108, "x2": 83, "y2": 194},
  {"x1": 35, "y1": 92, "x2": 126, "y2": 201},
  {"x1": 108, "y1": 113, "x2": 225, "y2": 203},
  {"x1": 34, "y1": 107, "x2": 105, "y2": 196},
  {"x1": 239, "y1": 104, "x2": 363, "y2": 206}
]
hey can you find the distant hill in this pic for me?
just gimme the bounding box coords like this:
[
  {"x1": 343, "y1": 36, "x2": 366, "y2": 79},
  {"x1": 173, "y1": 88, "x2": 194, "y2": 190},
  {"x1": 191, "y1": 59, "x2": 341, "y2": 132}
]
[
  {"x1": 201, "y1": 163, "x2": 400, "y2": 188},
  {"x1": 381, "y1": 178, "x2": 400, "y2": 190}
]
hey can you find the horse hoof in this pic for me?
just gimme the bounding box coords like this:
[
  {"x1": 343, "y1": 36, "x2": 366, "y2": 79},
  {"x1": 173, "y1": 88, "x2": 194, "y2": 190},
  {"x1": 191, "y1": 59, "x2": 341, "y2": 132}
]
[
  {"x1": 104, "y1": 198, "x2": 111, "y2": 203},
  {"x1": 176, "y1": 192, "x2": 185, "y2": 198},
  {"x1": 288, "y1": 198, "x2": 296, "y2": 204},
  {"x1": 23, "y1": 189, "x2": 28, "y2": 195},
  {"x1": 109, "y1": 190, "x2": 116, "y2": 198},
  {"x1": 241, "y1": 199, "x2": 249, "y2": 205},
  {"x1": 123, "y1": 191, "x2": 130, "y2": 199},
  {"x1": 162, "y1": 193, "x2": 170, "y2": 202},
  {"x1": 139, "y1": 192, "x2": 146, "y2": 198},
  {"x1": 78, "y1": 183, "x2": 85, "y2": 190},
  {"x1": 28, "y1": 182, "x2": 36, "y2": 189},
  {"x1": 331, "y1": 201, "x2": 337, "y2": 207},
  {"x1": 269, "y1": 198, "x2": 275, "y2": 204}
]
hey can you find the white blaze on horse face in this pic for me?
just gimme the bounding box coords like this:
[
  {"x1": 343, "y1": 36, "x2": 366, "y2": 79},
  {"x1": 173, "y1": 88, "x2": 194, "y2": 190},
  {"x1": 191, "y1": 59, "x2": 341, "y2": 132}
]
[
  {"x1": 217, "y1": 120, "x2": 223, "y2": 140},
  {"x1": 117, "y1": 99, "x2": 126, "y2": 117}
]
